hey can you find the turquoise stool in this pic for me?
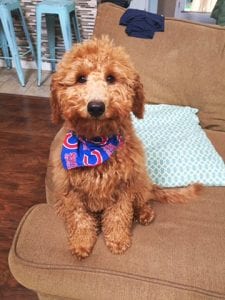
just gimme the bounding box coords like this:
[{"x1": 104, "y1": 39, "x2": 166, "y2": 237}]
[
  {"x1": 0, "y1": 23, "x2": 12, "y2": 69},
  {"x1": 0, "y1": 0, "x2": 36, "y2": 86},
  {"x1": 36, "y1": 0, "x2": 82, "y2": 86}
]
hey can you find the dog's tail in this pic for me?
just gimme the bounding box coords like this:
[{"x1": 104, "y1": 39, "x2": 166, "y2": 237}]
[{"x1": 152, "y1": 183, "x2": 203, "y2": 204}]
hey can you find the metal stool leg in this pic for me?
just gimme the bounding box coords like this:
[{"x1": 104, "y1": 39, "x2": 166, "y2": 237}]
[
  {"x1": 71, "y1": 10, "x2": 82, "y2": 43},
  {"x1": 1, "y1": 7, "x2": 25, "y2": 86},
  {"x1": 0, "y1": 23, "x2": 12, "y2": 69},
  {"x1": 36, "y1": 0, "x2": 82, "y2": 86},
  {"x1": 36, "y1": 9, "x2": 43, "y2": 86},
  {"x1": 46, "y1": 14, "x2": 56, "y2": 72},
  {"x1": 59, "y1": 10, "x2": 72, "y2": 51},
  {"x1": 18, "y1": 7, "x2": 36, "y2": 61}
]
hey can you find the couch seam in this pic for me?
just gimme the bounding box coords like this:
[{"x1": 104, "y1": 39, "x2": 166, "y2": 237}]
[{"x1": 12, "y1": 260, "x2": 225, "y2": 299}]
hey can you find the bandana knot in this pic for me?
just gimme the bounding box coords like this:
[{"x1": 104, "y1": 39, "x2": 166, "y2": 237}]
[{"x1": 61, "y1": 131, "x2": 123, "y2": 170}]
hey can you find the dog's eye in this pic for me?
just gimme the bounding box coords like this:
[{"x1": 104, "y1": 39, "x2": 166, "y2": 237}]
[
  {"x1": 106, "y1": 75, "x2": 116, "y2": 84},
  {"x1": 77, "y1": 75, "x2": 87, "y2": 84}
]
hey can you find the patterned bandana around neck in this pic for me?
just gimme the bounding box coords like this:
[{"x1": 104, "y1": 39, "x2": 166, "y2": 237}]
[{"x1": 61, "y1": 131, "x2": 124, "y2": 170}]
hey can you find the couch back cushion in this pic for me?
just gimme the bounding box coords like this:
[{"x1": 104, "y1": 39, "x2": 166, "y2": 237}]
[{"x1": 94, "y1": 3, "x2": 225, "y2": 132}]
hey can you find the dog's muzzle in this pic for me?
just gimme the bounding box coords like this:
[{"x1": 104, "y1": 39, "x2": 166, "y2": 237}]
[{"x1": 87, "y1": 101, "x2": 105, "y2": 118}]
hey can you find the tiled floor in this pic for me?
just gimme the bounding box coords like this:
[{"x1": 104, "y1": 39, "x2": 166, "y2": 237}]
[{"x1": 0, "y1": 68, "x2": 52, "y2": 97}]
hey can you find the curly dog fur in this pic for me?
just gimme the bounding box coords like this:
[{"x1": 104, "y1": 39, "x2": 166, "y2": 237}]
[{"x1": 50, "y1": 37, "x2": 201, "y2": 259}]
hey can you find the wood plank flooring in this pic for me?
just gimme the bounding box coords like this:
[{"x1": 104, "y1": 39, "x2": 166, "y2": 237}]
[{"x1": 0, "y1": 93, "x2": 59, "y2": 299}]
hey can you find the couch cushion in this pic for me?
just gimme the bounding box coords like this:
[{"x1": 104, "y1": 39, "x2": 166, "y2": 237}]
[
  {"x1": 94, "y1": 3, "x2": 225, "y2": 132},
  {"x1": 133, "y1": 104, "x2": 225, "y2": 187},
  {"x1": 9, "y1": 191, "x2": 225, "y2": 299}
]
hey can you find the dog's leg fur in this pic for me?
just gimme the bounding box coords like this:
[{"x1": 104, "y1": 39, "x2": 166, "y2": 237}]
[
  {"x1": 60, "y1": 191, "x2": 98, "y2": 259},
  {"x1": 49, "y1": 143, "x2": 98, "y2": 259},
  {"x1": 132, "y1": 177, "x2": 156, "y2": 225},
  {"x1": 134, "y1": 196, "x2": 155, "y2": 226},
  {"x1": 133, "y1": 181, "x2": 202, "y2": 224},
  {"x1": 102, "y1": 192, "x2": 134, "y2": 254}
]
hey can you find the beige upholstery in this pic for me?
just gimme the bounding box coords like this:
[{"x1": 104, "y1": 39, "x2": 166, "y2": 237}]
[
  {"x1": 9, "y1": 3, "x2": 225, "y2": 300},
  {"x1": 94, "y1": 4, "x2": 225, "y2": 132}
]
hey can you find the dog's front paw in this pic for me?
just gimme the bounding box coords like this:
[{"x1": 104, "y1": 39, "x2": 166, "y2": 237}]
[
  {"x1": 105, "y1": 234, "x2": 132, "y2": 255},
  {"x1": 136, "y1": 205, "x2": 155, "y2": 226},
  {"x1": 69, "y1": 229, "x2": 97, "y2": 260}
]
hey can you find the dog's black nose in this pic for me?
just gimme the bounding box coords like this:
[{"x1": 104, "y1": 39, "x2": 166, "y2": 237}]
[{"x1": 87, "y1": 101, "x2": 105, "y2": 118}]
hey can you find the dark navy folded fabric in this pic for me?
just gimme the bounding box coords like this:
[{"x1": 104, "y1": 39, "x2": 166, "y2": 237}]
[{"x1": 120, "y1": 9, "x2": 164, "y2": 39}]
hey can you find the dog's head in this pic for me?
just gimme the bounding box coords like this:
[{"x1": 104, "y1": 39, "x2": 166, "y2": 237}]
[{"x1": 51, "y1": 37, "x2": 145, "y2": 137}]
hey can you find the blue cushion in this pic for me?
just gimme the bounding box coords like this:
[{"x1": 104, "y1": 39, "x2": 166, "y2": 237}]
[{"x1": 132, "y1": 104, "x2": 225, "y2": 187}]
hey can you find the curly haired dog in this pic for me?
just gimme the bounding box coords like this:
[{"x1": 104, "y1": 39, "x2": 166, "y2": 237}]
[{"x1": 50, "y1": 37, "x2": 201, "y2": 259}]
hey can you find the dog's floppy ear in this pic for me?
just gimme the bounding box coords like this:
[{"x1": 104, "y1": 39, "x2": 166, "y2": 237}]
[
  {"x1": 50, "y1": 78, "x2": 63, "y2": 124},
  {"x1": 132, "y1": 74, "x2": 145, "y2": 119}
]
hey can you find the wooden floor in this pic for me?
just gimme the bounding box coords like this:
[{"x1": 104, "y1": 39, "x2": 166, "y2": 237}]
[{"x1": 0, "y1": 93, "x2": 59, "y2": 299}]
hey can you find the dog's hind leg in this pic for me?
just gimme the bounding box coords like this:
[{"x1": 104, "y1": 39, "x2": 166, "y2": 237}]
[{"x1": 133, "y1": 180, "x2": 156, "y2": 226}]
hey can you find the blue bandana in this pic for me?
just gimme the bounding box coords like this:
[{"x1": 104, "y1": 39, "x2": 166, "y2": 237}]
[{"x1": 61, "y1": 131, "x2": 124, "y2": 170}]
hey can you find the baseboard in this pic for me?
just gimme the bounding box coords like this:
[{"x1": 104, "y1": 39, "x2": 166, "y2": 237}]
[{"x1": 0, "y1": 60, "x2": 52, "y2": 71}]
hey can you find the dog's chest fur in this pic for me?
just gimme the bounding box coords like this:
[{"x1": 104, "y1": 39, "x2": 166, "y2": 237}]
[{"x1": 68, "y1": 137, "x2": 145, "y2": 212}]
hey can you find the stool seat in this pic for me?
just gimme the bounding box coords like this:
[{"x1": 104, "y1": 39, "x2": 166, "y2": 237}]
[
  {"x1": 0, "y1": 0, "x2": 36, "y2": 86},
  {"x1": 36, "y1": 0, "x2": 75, "y2": 12},
  {"x1": 1, "y1": 0, "x2": 21, "y2": 10},
  {"x1": 36, "y1": 0, "x2": 81, "y2": 86}
]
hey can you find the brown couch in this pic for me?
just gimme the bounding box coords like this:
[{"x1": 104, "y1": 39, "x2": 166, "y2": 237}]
[{"x1": 9, "y1": 3, "x2": 225, "y2": 300}]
